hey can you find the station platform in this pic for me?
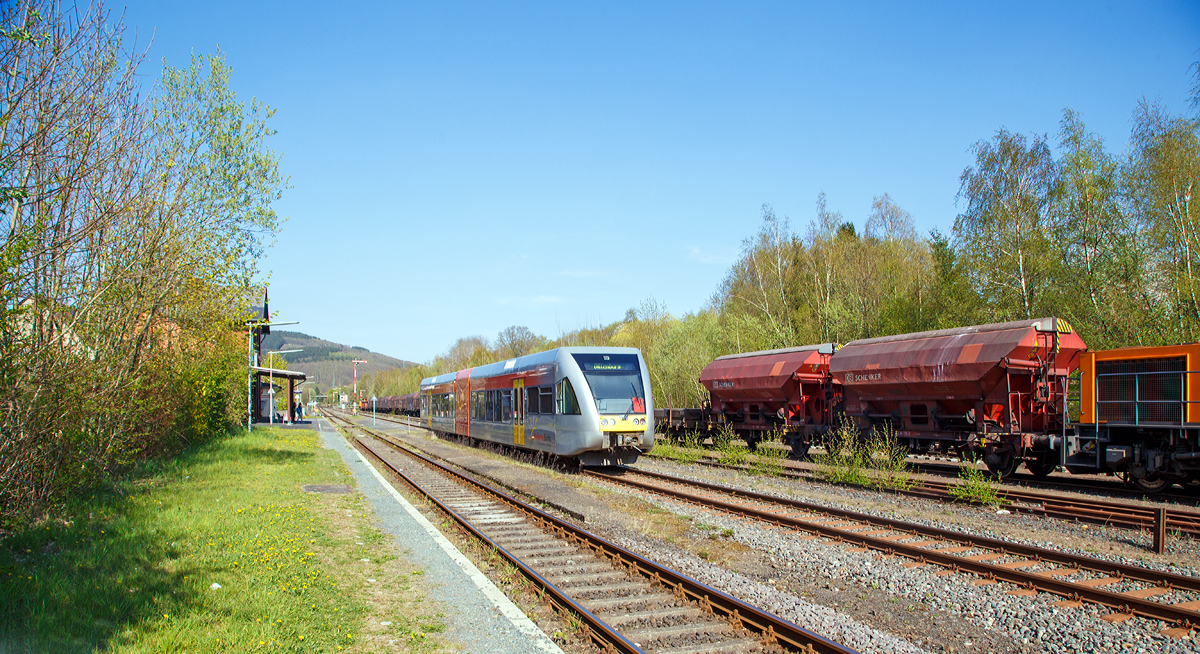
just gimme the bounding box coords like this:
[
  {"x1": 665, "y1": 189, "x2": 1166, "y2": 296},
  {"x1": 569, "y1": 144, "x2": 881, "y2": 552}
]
[{"x1": 313, "y1": 417, "x2": 562, "y2": 654}]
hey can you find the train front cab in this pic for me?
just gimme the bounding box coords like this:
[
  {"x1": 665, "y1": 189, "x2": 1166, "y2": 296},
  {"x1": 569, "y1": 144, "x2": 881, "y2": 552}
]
[
  {"x1": 562, "y1": 349, "x2": 655, "y2": 466},
  {"x1": 1071, "y1": 343, "x2": 1200, "y2": 492}
]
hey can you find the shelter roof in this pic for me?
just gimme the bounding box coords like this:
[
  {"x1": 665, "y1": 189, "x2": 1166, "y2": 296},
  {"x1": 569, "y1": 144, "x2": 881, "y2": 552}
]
[{"x1": 251, "y1": 366, "x2": 306, "y2": 381}]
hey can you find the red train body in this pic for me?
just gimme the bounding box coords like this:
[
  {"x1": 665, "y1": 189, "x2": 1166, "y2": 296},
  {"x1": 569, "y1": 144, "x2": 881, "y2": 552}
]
[
  {"x1": 832, "y1": 317, "x2": 1085, "y2": 476},
  {"x1": 697, "y1": 344, "x2": 838, "y2": 456},
  {"x1": 369, "y1": 392, "x2": 421, "y2": 417},
  {"x1": 658, "y1": 317, "x2": 1089, "y2": 476}
]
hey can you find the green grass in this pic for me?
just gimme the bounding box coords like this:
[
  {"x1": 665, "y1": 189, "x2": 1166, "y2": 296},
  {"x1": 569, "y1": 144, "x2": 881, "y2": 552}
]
[
  {"x1": 648, "y1": 431, "x2": 706, "y2": 464},
  {"x1": 715, "y1": 437, "x2": 751, "y2": 467},
  {"x1": 748, "y1": 440, "x2": 790, "y2": 477},
  {"x1": 0, "y1": 427, "x2": 445, "y2": 653},
  {"x1": 811, "y1": 422, "x2": 915, "y2": 491}
]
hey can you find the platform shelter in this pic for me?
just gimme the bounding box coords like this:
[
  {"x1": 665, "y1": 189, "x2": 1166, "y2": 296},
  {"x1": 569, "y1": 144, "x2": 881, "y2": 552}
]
[{"x1": 251, "y1": 366, "x2": 307, "y2": 423}]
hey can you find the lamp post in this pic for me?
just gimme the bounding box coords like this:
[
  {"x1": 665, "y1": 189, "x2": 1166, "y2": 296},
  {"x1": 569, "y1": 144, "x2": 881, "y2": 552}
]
[
  {"x1": 300, "y1": 380, "x2": 315, "y2": 421},
  {"x1": 267, "y1": 349, "x2": 303, "y2": 424}
]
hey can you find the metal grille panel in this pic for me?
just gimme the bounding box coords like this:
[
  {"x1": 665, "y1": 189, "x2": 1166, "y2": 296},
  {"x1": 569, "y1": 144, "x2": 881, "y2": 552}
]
[{"x1": 1097, "y1": 357, "x2": 1186, "y2": 424}]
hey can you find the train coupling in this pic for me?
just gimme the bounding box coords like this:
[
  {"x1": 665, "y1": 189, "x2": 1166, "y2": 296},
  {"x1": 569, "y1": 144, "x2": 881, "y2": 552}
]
[{"x1": 608, "y1": 432, "x2": 641, "y2": 447}]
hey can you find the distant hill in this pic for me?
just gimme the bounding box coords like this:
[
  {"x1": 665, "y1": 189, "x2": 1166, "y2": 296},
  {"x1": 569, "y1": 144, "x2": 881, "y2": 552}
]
[{"x1": 260, "y1": 331, "x2": 415, "y2": 390}]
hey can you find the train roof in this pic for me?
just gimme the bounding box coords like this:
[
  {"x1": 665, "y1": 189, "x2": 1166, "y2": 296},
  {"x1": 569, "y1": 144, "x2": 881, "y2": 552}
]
[
  {"x1": 420, "y1": 346, "x2": 644, "y2": 389},
  {"x1": 831, "y1": 317, "x2": 1087, "y2": 384},
  {"x1": 712, "y1": 343, "x2": 837, "y2": 361},
  {"x1": 840, "y1": 318, "x2": 1066, "y2": 348}
]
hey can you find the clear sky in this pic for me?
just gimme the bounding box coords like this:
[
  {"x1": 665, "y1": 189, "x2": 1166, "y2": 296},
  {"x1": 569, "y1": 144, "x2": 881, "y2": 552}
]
[{"x1": 121, "y1": 1, "x2": 1200, "y2": 363}]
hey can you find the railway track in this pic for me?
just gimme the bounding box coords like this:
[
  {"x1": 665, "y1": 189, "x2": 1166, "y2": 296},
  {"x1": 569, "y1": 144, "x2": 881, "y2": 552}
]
[
  {"x1": 357, "y1": 408, "x2": 1200, "y2": 542},
  {"x1": 644, "y1": 448, "x2": 1200, "y2": 540},
  {"x1": 320, "y1": 410, "x2": 859, "y2": 654},
  {"x1": 584, "y1": 465, "x2": 1200, "y2": 637}
]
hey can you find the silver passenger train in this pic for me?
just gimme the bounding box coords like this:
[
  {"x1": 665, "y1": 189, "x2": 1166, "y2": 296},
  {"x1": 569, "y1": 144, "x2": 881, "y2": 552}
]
[{"x1": 420, "y1": 347, "x2": 654, "y2": 466}]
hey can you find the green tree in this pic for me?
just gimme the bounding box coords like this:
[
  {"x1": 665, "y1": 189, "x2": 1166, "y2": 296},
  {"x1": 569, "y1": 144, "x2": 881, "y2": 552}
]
[
  {"x1": 1053, "y1": 109, "x2": 1150, "y2": 348},
  {"x1": 954, "y1": 129, "x2": 1059, "y2": 320},
  {"x1": 1124, "y1": 100, "x2": 1200, "y2": 342}
]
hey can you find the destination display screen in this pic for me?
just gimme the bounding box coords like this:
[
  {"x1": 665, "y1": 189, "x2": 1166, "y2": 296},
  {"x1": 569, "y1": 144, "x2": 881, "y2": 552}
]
[{"x1": 580, "y1": 361, "x2": 637, "y2": 372}]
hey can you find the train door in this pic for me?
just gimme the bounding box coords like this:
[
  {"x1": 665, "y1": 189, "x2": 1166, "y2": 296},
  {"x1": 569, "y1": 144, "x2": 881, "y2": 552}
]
[{"x1": 512, "y1": 378, "x2": 525, "y2": 446}]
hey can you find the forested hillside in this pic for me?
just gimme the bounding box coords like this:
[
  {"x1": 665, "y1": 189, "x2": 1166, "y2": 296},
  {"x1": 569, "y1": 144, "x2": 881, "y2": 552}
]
[
  {"x1": 363, "y1": 81, "x2": 1200, "y2": 409},
  {"x1": 261, "y1": 331, "x2": 413, "y2": 393}
]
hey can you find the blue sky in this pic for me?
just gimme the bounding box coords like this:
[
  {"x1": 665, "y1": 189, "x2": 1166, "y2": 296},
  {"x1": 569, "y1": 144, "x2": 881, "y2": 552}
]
[{"x1": 123, "y1": 1, "x2": 1199, "y2": 363}]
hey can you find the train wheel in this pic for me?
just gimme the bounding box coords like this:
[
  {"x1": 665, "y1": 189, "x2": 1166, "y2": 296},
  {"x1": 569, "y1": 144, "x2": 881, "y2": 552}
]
[
  {"x1": 1025, "y1": 455, "x2": 1058, "y2": 478},
  {"x1": 1129, "y1": 473, "x2": 1170, "y2": 493},
  {"x1": 985, "y1": 450, "x2": 1017, "y2": 479},
  {"x1": 790, "y1": 441, "x2": 811, "y2": 459}
]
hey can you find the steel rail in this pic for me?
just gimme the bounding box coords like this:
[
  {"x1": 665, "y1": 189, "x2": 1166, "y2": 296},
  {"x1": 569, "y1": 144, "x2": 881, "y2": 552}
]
[
  {"x1": 645, "y1": 451, "x2": 1200, "y2": 536},
  {"x1": 358, "y1": 408, "x2": 1200, "y2": 536},
  {"x1": 324, "y1": 410, "x2": 859, "y2": 654},
  {"x1": 586, "y1": 467, "x2": 1200, "y2": 629},
  {"x1": 321, "y1": 410, "x2": 642, "y2": 654}
]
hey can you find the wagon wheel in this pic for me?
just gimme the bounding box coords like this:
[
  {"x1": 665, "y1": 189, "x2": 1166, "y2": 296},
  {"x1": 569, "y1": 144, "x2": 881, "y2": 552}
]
[
  {"x1": 1024, "y1": 454, "x2": 1058, "y2": 478},
  {"x1": 790, "y1": 440, "x2": 811, "y2": 460},
  {"x1": 984, "y1": 451, "x2": 1018, "y2": 479},
  {"x1": 1128, "y1": 473, "x2": 1170, "y2": 494}
]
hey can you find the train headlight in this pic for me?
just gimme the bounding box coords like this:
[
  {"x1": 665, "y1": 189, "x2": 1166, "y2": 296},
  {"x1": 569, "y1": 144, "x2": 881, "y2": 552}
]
[{"x1": 600, "y1": 418, "x2": 609, "y2": 427}]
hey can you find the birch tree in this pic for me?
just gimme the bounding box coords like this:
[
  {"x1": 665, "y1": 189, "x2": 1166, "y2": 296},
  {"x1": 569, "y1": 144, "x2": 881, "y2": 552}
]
[{"x1": 954, "y1": 129, "x2": 1059, "y2": 320}]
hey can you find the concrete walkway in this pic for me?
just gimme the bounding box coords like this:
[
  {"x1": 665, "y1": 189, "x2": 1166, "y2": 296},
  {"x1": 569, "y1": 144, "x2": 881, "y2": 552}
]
[{"x1": 314, "y1": 417, "x2": 563, "y2": 654}]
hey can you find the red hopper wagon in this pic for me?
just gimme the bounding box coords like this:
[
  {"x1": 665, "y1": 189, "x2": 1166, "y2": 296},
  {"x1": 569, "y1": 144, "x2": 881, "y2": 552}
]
[
  {"x1": 698, "y1": 344, "x2": 839, "y2": 457},
  {"x1": 831, "y1": 317, "x2": 1087, "y2": 477}
]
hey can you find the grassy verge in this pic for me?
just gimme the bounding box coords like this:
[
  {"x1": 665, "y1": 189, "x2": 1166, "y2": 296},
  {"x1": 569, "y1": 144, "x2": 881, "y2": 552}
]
[{"x1": 0, "y1": 426, "x2": 446, "y2": 653}]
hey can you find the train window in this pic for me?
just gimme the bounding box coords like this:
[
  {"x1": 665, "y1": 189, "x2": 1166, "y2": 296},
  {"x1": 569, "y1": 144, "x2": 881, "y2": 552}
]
[
  {"x1": 501, "y1": 391, "x2": 512, "y2": 422},
  {"x1": 539, "y1": 386, "x2": 554, "y2": 414},
  {"x1": 525, "y1": 387, "x2": 537, "y2": 415},
  {"x1": 571, "y1": 353, "x2": 645, "y2": 414},
  {"x1": 556, "y1": 378, "x2": 580, "y2": 415},
  {"x1": 485, "y1": 390, "x2": 494, "y2": 421}
]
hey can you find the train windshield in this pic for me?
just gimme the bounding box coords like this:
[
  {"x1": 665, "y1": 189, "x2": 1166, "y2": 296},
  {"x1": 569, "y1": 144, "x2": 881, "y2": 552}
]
[{"x1": 572, "y1": 353, "x2": 646, "y2": 415}]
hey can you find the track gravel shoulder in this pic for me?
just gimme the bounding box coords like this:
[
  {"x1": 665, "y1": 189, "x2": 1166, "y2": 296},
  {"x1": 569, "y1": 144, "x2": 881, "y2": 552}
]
[
  {"x1": 629, "y1": 456, "x2": 1200, "y2": 653},
  {"x1": 315, "y1": 418, "x2": 563, "y2": 654}
]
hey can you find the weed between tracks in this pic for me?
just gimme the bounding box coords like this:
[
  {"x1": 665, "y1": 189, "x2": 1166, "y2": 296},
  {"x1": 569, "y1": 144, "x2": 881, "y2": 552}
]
[
  {"x1": 649, "y1": 431, "x2": 705, "y2": 464},
  {"x1": 0, "y1": 427, "x2": 445, "y2": 653},
  {"x1": 948, "y1": 457, "x2": 1007, "y2": 508},
  {"x1": 811, "y1": 422, "x2": 915, "y2": 491}
]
